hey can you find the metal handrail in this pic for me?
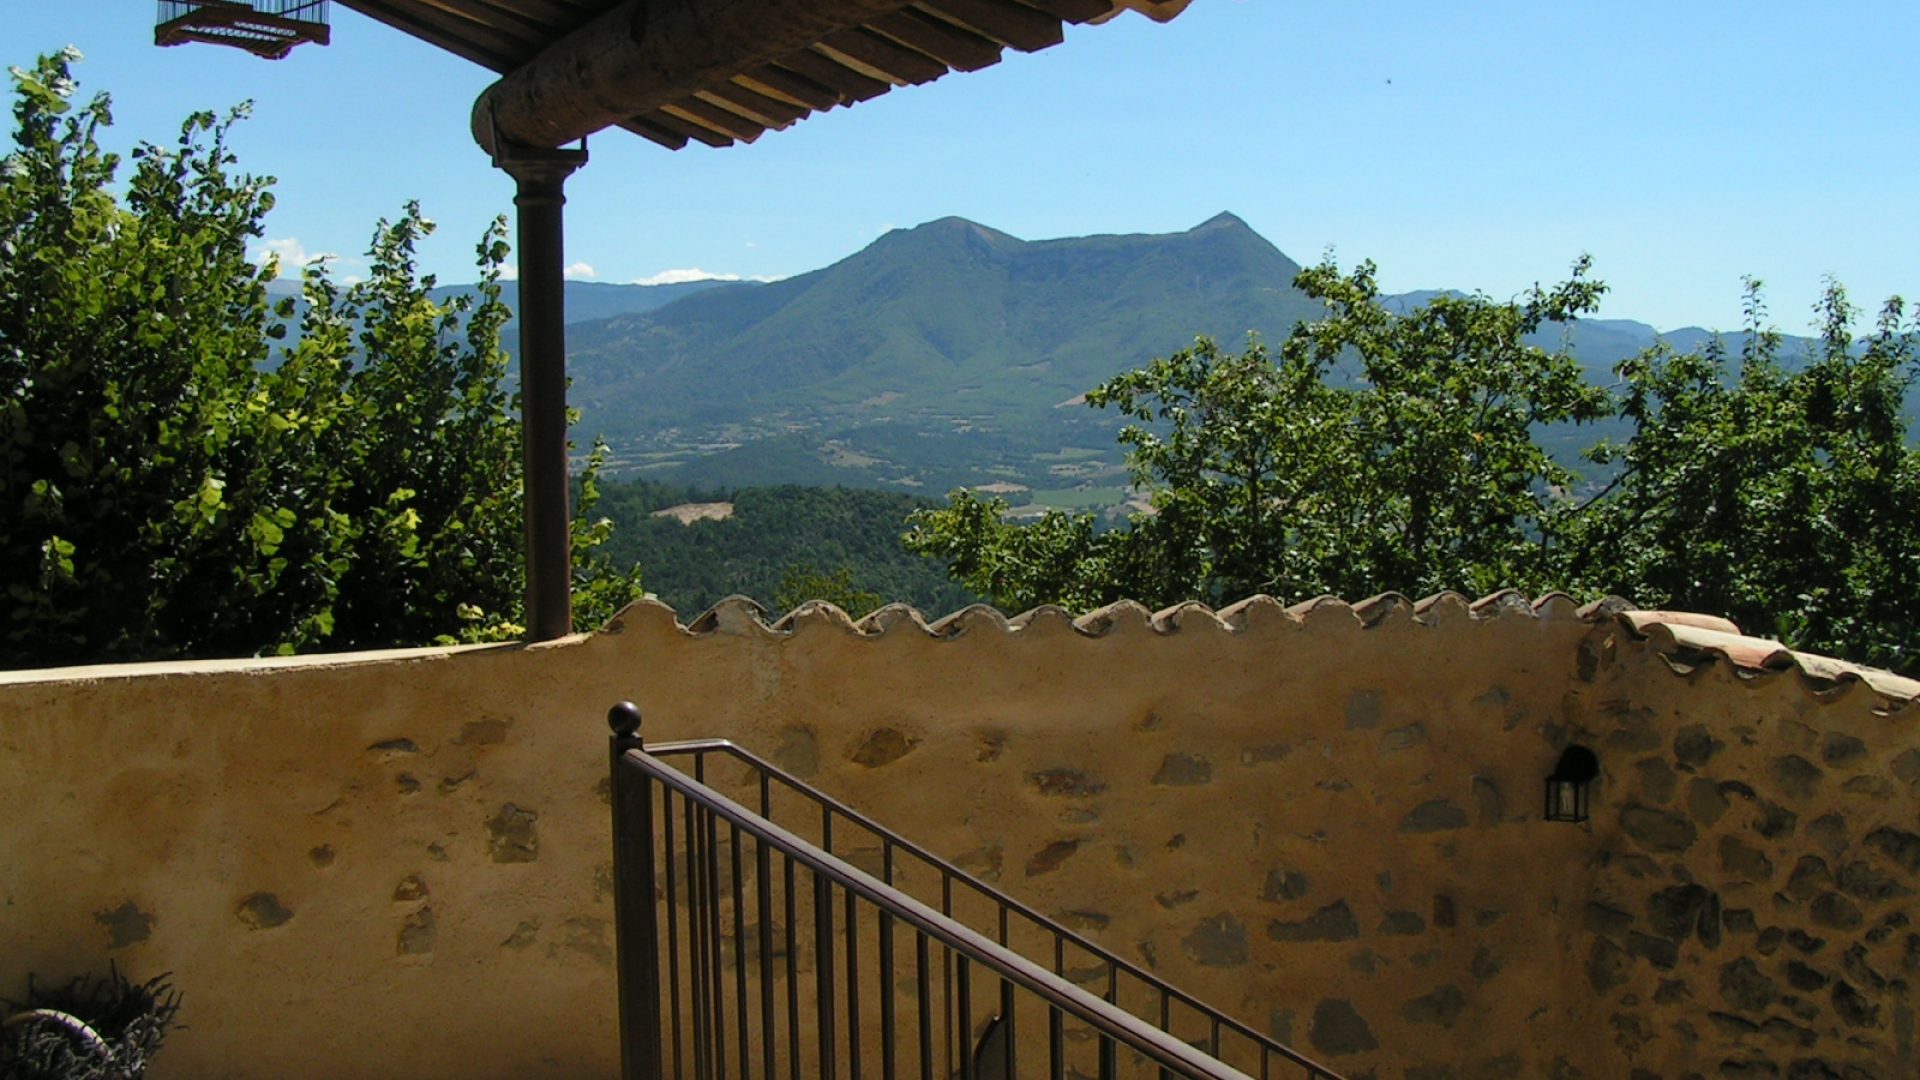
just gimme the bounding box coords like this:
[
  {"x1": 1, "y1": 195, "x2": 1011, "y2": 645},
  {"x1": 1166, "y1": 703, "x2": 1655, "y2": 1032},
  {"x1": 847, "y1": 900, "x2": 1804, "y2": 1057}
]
[
  {"x1": 643, "y1": 735, "x2": 1343, "y2": 1079},
  {"x1": 624, "y1": 742, "x2": 1258, "y2": 1080}
]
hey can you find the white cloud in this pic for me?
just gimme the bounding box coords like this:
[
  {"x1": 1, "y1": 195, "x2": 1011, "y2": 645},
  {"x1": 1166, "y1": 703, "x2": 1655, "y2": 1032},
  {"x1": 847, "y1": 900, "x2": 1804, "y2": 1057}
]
[
  {"x1": 563, "y1": 262, "x2": 597, "y2": 281},
  {"x1": 251, "y1": 237, "x2": 337, "y2": 278},
  {"x1": 498, "y1": 263, "x2": 518, "y2": 281},
  {"x1": 629, "y1": 268, "x2": 745, "y2": 286}
]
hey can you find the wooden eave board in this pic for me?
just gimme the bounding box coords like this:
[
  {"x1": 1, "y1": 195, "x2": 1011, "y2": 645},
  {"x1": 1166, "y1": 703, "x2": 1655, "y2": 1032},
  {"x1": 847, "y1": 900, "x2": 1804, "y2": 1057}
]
[{"x1": 332, "y1": 0, "x2": 1186, "y2": 147}]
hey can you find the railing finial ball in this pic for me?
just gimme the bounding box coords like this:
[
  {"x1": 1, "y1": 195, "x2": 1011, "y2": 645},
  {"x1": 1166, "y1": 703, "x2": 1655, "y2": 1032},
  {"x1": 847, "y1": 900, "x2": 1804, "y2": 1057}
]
[{"x1": 607, "y1": 700, "x2": 643, "y2": 738}]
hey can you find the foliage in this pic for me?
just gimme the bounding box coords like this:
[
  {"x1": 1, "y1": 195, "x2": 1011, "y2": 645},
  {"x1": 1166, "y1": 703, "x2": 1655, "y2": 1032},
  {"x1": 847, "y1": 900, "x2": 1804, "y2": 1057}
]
[
  {"x1": 908, "y1": 260, "x2": 1920, "y2": 673},
  {"x1": 1561, "y1": 281, "x2": 1919, "y2": 672},
  {"x1": 0, "y1": 52, "x2": 639, "y2": 666},
  {"x1": 773, "y1": 565, "x2": 885, "y2": 618},
  {"x1": 596, "y1": 480, "x2": 974, "y2": 617},
  {"x1": 2, "y1": 967, "x2": 181, "y2": 1080},
  {"x1": 908, "y1": 257, "x2": 1614, "y2": 609}
]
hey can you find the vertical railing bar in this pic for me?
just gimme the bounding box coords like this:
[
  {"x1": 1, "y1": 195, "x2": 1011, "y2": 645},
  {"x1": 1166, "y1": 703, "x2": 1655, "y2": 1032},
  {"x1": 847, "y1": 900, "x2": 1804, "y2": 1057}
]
[
  {"x1": 813, "y1": 870, "x2": 838, "y2": 1080},
  {"x1": 691, "y1": 756, "x2": 714, "y2": 1080},
  {"x1": 1048, "y1": 1003, "x2": 1064, "y2": 1080},
  {"x1": 956, "y1": 955, "x2": 972, "y2": 1080},
  {"x1": 998, "y1": 976, "x2": 1015, "y2": 1080},
  {"x1": 941, "y1": 874, "x2": 954, "y2": 1078},
  {"x1": 1210, "y1": 1016, "x2": 1221, "y2": 1057},
  {"x1": 1259, "y1": 1044, "x2": 1269, "y2": 1080},
  {"x1": 783, "y1": 855, "x2": 800, "y2": 1080},
  {"x1": 663, "y1": 784, "x2": 685, "y2": 1080},
  {"x1": 915, "y1": 931, "x2": 933, "y2": 1080},
  {"x1": 756, "y1": 834, "x2": 775, "y2": 1080},
  {"x1": 731, "y1": 821, "x2": 750, "y2": 1080},
  {"x1": 697, "y1": 794, "x2": 711, "y2": 1080},
  {"x1": 706, "y1": 803, "x2": 730, "y2": 1080},
  {"x1": 1157, "y1": 987, "x2": 1173, "y2": 1080},
  {"x1": 845, "y1": 885, "x2": 862, "y2": 1080},
  {"x1": 879, "y1": 845, "x2": 897, "y2": 1080},
  {"x1": 1099, "y1": 965, "x2": 1117, "y2": 1080}
]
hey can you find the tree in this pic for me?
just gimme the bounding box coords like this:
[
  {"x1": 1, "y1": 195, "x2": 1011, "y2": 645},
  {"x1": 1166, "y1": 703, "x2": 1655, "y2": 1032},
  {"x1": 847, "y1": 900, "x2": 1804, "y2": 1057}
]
[
  {"x1": 908, "y1": 256, "x2": 1614, "y2": 609},
  {"x1": 1562, "y1": 281, "x2": 1919, "y2": 672},
  {"x1": 0, "y1": 51, "x2": 640, "y2": 667},
  {"x1": 772, "y1": 564, "x2": 885, "y2": 618},
  {"x1": 908, "y1": 260, "x2": 1920, "y2": 674}
]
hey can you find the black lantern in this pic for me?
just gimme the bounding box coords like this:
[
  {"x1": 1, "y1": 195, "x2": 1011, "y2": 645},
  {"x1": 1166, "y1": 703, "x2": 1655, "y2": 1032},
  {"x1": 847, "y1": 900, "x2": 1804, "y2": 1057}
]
[{"x1": 1544, "y1": 745, "x2": 1599, "y2": 823}]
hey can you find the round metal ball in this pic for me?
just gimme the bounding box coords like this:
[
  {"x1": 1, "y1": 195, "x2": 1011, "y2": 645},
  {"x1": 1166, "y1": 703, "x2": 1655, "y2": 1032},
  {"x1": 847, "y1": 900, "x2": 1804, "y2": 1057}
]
[{"x1": 607, "y1": 700, "x2": 643, "y2": 737}]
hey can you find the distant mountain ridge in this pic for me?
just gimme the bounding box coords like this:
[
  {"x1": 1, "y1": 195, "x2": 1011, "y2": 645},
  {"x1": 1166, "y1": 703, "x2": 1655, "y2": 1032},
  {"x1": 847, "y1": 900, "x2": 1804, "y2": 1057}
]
[
  {"x1": 362, "y1": 215, "x2": 1845, "y2": 493},
  {"x1": 561, "y1": 211, "x2": 1328, "y2": 438}
]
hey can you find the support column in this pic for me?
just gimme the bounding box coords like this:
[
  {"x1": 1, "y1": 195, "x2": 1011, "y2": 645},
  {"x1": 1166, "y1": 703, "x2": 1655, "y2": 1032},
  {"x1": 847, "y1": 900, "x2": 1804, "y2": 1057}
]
[{"x1": 497, "y1": 143, "x2": 587, "y2": 642}]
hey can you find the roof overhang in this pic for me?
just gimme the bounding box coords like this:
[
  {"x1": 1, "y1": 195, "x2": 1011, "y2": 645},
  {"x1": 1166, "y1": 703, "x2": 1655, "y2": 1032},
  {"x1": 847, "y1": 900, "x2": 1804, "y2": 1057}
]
[{"x1": 334, "y1": 0, "x2": 1190, "y2": 155}]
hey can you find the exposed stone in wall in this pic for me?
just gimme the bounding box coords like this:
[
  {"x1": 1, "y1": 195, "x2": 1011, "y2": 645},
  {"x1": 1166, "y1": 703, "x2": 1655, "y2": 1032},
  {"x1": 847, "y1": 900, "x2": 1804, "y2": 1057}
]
[{"x1": 237, "y1": 892, "x2": 293, "y2": 930}]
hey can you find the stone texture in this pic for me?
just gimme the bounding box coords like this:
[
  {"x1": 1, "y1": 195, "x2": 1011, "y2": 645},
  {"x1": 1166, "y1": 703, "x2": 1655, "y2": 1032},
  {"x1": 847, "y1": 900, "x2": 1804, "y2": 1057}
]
[
  {"x1": 1152, "y1": 753, "x2": 1212, "y2": 786},
  {"x1": 1636, "y1": 757, "x2": 1679, "y2": 803},
  {"x1": 1401, "y1": 985, "x2": 1466, "y2": 1028},
  {"x1": 1308, "y1": 998, "x2": 1378, "y2": 1056},
  {"x1": 1268, "y1": 900, "x2": 1360, "y2": 943},
  {"x1": 1819, "y1": 733, "x2": 1868, "y2": 767},
  {"x1": 1690, "y1": 778, "x2": 1732, "y2": 826},
  {"x1": 1755, "y1": 801, "x2": 1799, "y2": 839},
  {"x1": 1027, "y1": 768, "x2": 1106, "y2": 797},
  {"x1": 487, "y1": 803, "x2": 538, "y2": 863},
  {"x1": 1381, "y1": 909, "x2": 1427, "y2": 935},
  {"x1": 1262, "y1": 868, "x2": 1310, "y2": 902},
  {"x1": 1622, "y1": 804, "x2": 1698, "y2": 852},
  {"x1": 1770, "y1": 755, "x2": 1826, "y2": 800},
  {"x1": 1673, "y1": 724, "x2": 1723, "y2": 767},
  {"x1": 1343, "y1": 689, "x2": 1382, "y2": 730},
  {"x1": 1024, "y1": 839, "x2": 1080, "y2": 877},
  {"x1": 849, "y1": 727, "x2": 917, "y2": 768},
  {"x1": 1399, "y1": 799, "x2": 1469, "y2": 833},
  {"x1": 1720, "y1": 836, "x2": 1774, "y2": 880},
  {"x1": 1180, "y1": 913, "x2": 1248, "y2": 968},
  {"x1": 1472, "y1": 776, "x2": 1503, "y2": 825},
  {"x1": 1807, "y1": 813, "x2": 1850, "y2": 858},
  {"x1": 94, "y1": 901, "x2": 155, "y2": 949},
  {"x1": 1864, "y1": 827, "x2": 1920, "y2": 872},
  {"x1": 1382, "y1": 724, "x2": 1427, "y2": 753},
  {"x1": 237, "y1": 892, "x2": 293, "y2": 930},
  {"x1": 1810, "y1": 892, "x2": 1864, "y2": 931},
  {"x1": 397, "y1": 907, "x2": 436, "y2": 955},
  {"x1": 1786, "y1": 856, "x2": 1833, "y2": 901},
  {"x1": 1718, "y1": 958, "x2": 1779, "y2": 1012}
]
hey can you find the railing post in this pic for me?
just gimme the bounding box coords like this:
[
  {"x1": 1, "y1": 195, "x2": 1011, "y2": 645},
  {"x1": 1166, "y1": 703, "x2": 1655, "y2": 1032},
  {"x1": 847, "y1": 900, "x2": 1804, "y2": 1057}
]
[{"x1": 609, "y1": 701, "x2": 663, "y2": 1080}]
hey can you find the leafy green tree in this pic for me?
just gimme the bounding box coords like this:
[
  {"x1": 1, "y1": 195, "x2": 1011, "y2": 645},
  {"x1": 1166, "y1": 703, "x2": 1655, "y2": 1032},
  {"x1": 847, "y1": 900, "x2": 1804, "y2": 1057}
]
[
  {"x1": 1563, "y1": 281, "x2": 1919, "y2": 671},
  {"x1": 773, "y1": 564, "x2": 886, "y2": 618},
  {"x1": 908, "y1": 257, "x2": 1613, "y2": 609},
  {"x1": 0, "y1": 51, "x2": 639, "y2": 666},
  {"x1": 909, "y1": 255, "x2": 1919, "y2": 674}
]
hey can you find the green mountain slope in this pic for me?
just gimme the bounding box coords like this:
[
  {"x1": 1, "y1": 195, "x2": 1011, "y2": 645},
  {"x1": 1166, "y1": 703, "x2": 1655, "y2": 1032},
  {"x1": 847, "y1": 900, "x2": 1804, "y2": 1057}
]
[{"x1": 565, "y1": 212, "x2": 1321, "y2": 436}]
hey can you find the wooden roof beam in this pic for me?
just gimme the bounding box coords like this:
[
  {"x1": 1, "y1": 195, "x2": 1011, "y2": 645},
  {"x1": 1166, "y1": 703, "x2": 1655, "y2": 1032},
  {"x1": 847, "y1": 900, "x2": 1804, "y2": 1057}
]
[{"x1": 471, "y1": 0, "x2": 922, "y2": 154}]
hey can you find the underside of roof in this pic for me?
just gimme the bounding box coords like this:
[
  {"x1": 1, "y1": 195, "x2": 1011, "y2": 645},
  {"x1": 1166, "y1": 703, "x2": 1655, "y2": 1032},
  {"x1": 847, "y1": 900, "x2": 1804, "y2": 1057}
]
[{"x1": 333, "y1": 0, "x2": 1189, "y2": 152}]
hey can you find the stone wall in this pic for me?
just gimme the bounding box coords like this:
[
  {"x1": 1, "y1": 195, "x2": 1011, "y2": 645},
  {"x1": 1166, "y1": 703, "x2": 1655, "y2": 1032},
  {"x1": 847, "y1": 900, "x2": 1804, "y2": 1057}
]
[
  {"x1": 1572, "y1": 626, "x2": 1919, "y2": 1079},
  {"x1": 1, "y1": 594, "x2": 1912, "y2": 1078}
]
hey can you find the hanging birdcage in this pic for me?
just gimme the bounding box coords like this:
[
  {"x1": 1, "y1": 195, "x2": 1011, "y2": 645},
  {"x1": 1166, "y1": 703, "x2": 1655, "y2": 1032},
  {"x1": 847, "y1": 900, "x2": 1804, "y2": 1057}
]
[{"x1": 154, "y1": 1, "x2": 330, "y2": 60}]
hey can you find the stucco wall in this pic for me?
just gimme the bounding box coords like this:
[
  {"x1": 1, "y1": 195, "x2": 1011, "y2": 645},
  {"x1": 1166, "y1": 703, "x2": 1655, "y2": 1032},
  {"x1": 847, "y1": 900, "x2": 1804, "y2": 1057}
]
[{"x1": 1, "y1": 595, "x2": 1912, "y2": 1078}]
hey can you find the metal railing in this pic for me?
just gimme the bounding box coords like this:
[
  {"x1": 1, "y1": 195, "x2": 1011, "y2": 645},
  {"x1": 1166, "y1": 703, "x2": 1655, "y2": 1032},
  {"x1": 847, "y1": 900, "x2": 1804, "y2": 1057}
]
[{"x1": 608, "y1": 703, "x2": 1345, "y2": 1080}]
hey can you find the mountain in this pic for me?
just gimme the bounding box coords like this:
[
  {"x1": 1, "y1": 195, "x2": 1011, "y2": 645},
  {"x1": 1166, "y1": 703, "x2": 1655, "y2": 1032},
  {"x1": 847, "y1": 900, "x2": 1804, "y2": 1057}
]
[{"x1": 564, "y1": 212, "x2": 1322, "y2": 438}]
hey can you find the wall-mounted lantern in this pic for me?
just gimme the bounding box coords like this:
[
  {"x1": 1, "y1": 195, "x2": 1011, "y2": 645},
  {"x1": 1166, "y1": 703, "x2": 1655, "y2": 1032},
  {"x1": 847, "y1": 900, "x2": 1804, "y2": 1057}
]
[{"x1": 1544, "y1": 745, "x2": 1600, "y2": 823}]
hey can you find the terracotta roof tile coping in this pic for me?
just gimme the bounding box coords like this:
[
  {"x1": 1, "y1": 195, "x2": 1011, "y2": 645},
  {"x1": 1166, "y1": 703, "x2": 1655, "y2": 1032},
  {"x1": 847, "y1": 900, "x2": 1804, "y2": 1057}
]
[
  {"x1": 1615, "y1": 611, "x2": 1919, "y2": 705},
  {"x1": 604, "y1": 592, "x2": 1918, "y2": 707}
]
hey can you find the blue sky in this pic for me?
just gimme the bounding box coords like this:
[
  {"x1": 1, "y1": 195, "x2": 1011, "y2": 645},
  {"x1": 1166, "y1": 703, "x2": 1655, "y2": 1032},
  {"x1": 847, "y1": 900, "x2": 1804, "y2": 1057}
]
[{"x1": 10, "y1": 2, "x2": 1918, "y2": 333}]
